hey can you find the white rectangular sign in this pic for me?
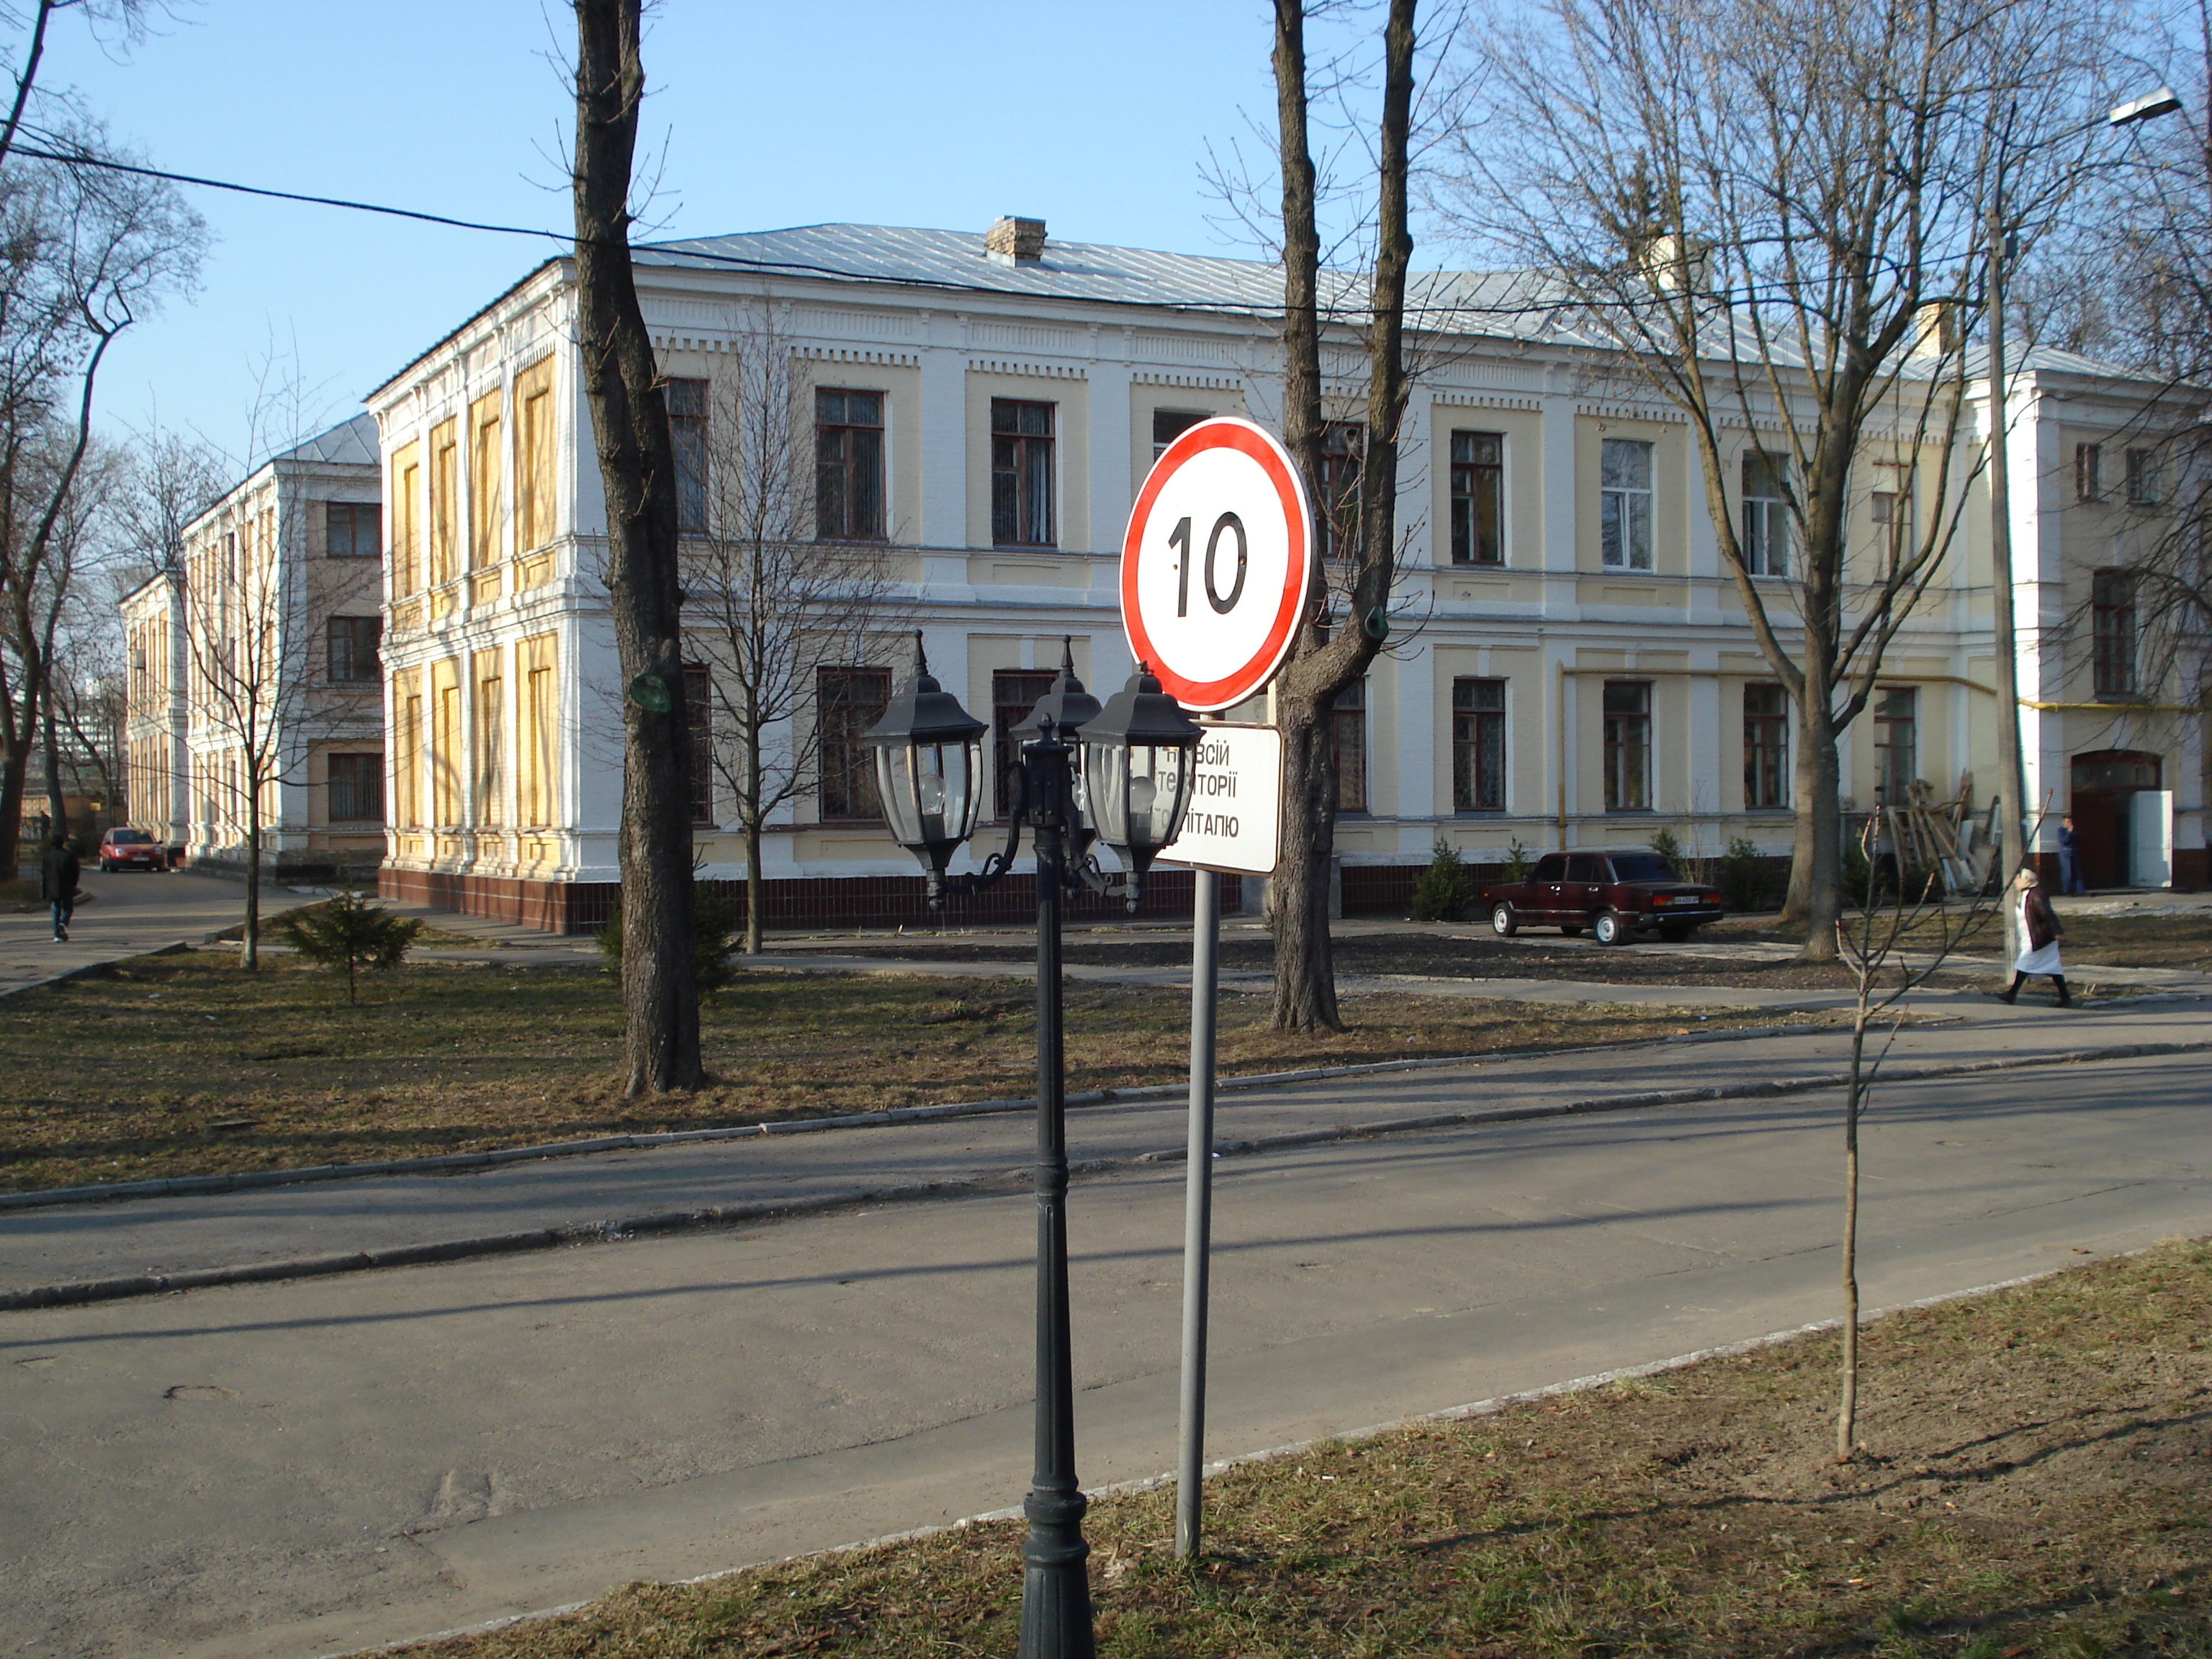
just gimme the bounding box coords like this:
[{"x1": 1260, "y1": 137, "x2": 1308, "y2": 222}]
[{"x1": 1159, "y1": 721, "x2": 1282, "y2": 876}]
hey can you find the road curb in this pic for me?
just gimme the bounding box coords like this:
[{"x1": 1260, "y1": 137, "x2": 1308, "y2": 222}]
[
  {"x1": 6, "y1": 1035, "x2": 2203, "y2": 1314},
  {"x1": 0, "y1": 1020, "x2": 1815, "y2": 1215}
]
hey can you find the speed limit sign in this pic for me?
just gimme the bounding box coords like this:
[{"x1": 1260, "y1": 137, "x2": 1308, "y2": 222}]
[{"x1": 1120, "y1": 417, "x2": 1314, "y2": 711}]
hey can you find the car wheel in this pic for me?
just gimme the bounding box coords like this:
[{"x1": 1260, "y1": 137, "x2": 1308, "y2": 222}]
[
  {"x1": 1560, "y1": 925, "x2": 1583, "y2": 937},
  {"x1": 1593, "y1": 909, "x2": 1632, "y2": 947},
  {"x1": 1490, "y1": 902, "x2": 1517, "y2": 938}
]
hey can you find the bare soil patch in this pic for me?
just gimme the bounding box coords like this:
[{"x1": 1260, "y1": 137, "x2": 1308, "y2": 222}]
[
  {"x1": 0, "y1": 949, "x2": 1799, "y2": 1194},
  {"x1": 404, "y1": 1238, "x2": 2212, "y2": 1658}
]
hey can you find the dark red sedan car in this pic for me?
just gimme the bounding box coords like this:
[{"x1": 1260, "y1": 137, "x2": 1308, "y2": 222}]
[
  {"x1": 1480, "y1": 851, "x2": 1724, "y2": 945},
  {"x1": 97, "y1": 826, "x2": 169, "y2": 872}
]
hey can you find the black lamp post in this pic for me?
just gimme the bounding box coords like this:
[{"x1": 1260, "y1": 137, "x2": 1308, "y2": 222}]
[{"x1": 865, "y1": 635, "x2": 1199, "y2": 1658}]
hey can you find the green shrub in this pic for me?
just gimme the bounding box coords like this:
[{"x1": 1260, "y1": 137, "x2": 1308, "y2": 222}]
[
  {"x1": 1503, "y1": 835, "x2": 1533, "y2": 884},
  {"x1": 273, "y1": 890, "x2": 426, "y2": 1003},
  {"x1": 1409, "y1": 838, "x2": 1474, "y2": 922},
  {"x1": 1650, "y1": 824, "x2": 1684, "y2": 871},
  {"x1": 596, "y1": 884, "x2": 742, "y2": 1002},
  {"x1": 1720, "y1": 835, "x2": 1772, "y2": 913}
]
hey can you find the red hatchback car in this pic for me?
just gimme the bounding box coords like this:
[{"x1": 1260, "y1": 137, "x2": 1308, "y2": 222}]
[{"x1": 97, "y1": 826, "x2": 169, "y2": 872}]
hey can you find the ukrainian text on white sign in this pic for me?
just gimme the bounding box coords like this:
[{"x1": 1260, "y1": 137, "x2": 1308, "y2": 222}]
[
  {"x1": 1120, "y1": 418, "x2": 1313, "y2": 711},
  {"x1": 1159, "y1": 722, "x2": 1281, "y2": 876}
]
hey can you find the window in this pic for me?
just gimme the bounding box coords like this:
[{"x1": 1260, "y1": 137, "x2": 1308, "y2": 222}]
[
  {"x1": 2092, "y1": 568, "x2": 2139, "y2": 698},
  {"x1": 327, "y1": 753, "x2": 384, "y2": 824},
  {"x1": 1743, "y1": 683, "x2": 1789, "y2": 809},
  {"x1": 991, "y1": 398, "x2": 1055, "y2": 546},
  {"x1": 1449, "y1": 431, "x2": 1503, "y2": 565},
  {"x1": 327, "y1": 616, "x2": 382, "y2": 683},
  {"x1": 326, "y1": 501, "x2": 380, "y2": 559},
  {"x1": 518, "y1": 634, "x2": 559, "y2": 826},
  {"x1": 1452, "y1": 678, "x2": 1506, "y2": 811},
  {"x1": 992, "y1": 669, "x2": 1057, "y2": 819},
  {"x1": 684, "y1": 664, "x2": 714, "y2": 823},
  {"x1": 817, "y1": 665, "x2": 892, "y2": 819},
  {"x1": 2126, "y1": 447, "x2": 2161, "y2": 507},
  {"x1": 1600, "y1": 439, "x2": 1653, "y2": 570},
  {"x1": 468, "y1": 390, "x2": 503, "y2": 571},
  {"x1": 1331, "y1": 679, "x2": 1367, "y2": 812},
  {"x1": 1874, "y1": 686, "x2": 1917, "y2": 801},
  {"x1": 515, "y1": 356, "x2": 557, "y2": 553},
  {"x1": 428, "y1": 419, "x2": 458, "y2": 586},
  {"x1": 1741, "y1": 452, "x2": 1789, "y2": 577},
  {"x1": 1602, "y1": 680, "x2": 1651, "y2": 811},
  {"x1": 1871, "y1": 487, "x2": 1913, "y2": 565},
  {"x1": 816, "y1": 388, "x2": 885, "y2": 541},
  {"x1": 1152, "y1": 408, "x2": 1206, "y2": 460},
  {"x1": 1318, "y1": 421, "x2": 1364, "y2": 561},
  {"x1": 475, "y1": 657, "x2": 504, "y2": 826},
  {"x1": 2075, "y1": 442, "x2": 2103, "y2": 502},
  {"x1": 392, "y1": 441, "x2": 421, "y2": 594},
  {"x1": 668, "y1": 378, "x2": 709, "y2": 535}
]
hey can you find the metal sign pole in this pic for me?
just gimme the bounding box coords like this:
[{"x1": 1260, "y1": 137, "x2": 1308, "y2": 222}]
[{"x1": 1174, "y1": 862, "x2": 1220, "y2": 1559}]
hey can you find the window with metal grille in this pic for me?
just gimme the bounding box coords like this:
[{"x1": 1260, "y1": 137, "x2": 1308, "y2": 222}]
[
  {"x1": 1331, "y1": 678, "x2": 1367, "y2": 813},
  {"x1": 326, "y1": 616, "x2": 381, "y2": 683},
  {"x1": 991, "y1": 399, "x2": 1056, "y2": 547},
  {"x1": 325, "y1": 500, "x2": 381, "y2": 559},
  {"x1": 1452, "y1": 678, "x2": 1506, "y2": 811},
  {"x1": 1874, "y1": 686, "x2": 1917, "y2": 801},
  {"x1": 1743, "y1": 683, "x2": 1789, "y2": 809},
  {"x1": 2092, "y1": 568, "x2": 2138, "y2": 697},
  {"x1": 1602, "y1": 680, "x2": 1651, "y2": 811},
  {"x1": 1449, "y1": 431, "x2": 1503, "y2": 565},
  {"x1": 667, "y1": 378, "x2": 709, "y2": 535},
  {"x1": 327, "y1": 752, "x2": 384, "y2": 824},
  {"x1": 1741, "y1": 452, "x2": 1789, "y2": 577},
  {"x1": 817, "y1": 665, "x2": 891, "y2": 819},
  {"x1": 817, "y1": 388, "x2": 885, "y2": 540},
  {"x1": 991, "y1": 670, "x2": 1057, "y2": 821},
  {"x1": 1600, "y1": 439, "x2": 1653, "y2": 570}
]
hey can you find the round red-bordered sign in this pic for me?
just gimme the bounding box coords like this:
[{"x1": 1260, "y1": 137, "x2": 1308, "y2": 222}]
[{"x1": 1120, "y1": 418, "x2": 1313, "y2": 711}]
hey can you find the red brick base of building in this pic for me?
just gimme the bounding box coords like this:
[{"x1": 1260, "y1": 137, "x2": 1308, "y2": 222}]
[{"x1": 381, "y1": 864, "x2": 1244, "y2": 935}]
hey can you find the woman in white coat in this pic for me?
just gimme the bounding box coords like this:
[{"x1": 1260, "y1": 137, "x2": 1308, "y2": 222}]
[{"x1": 1999, "y1": 866, "x2": 2070, "y2": 1007}]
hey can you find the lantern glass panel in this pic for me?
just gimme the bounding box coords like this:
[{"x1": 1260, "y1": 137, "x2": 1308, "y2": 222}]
[
  {"x1": 1083, "y1": 737, "x2": 1195, "y2": 860},
  {"x1": 873, "y1": 738, "x2": 981, "y2": 853}
]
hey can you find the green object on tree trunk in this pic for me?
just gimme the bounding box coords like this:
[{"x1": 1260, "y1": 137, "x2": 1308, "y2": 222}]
[{"x1": 626, "y1": 672, "x2": 673, "y2": 714}]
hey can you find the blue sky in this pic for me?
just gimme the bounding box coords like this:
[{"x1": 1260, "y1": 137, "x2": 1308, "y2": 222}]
[{"x1": 40, "y1": 1, "x2": 1401, "y2": 470}]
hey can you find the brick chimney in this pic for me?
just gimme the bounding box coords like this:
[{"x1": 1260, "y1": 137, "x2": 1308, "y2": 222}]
[{"x1": 985, "y1": 215, "x2": 1047, "y2": 267}]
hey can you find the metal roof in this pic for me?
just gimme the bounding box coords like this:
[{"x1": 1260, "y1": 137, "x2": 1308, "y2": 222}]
[{"x1": 276, "y1": 411, "x2": 379, "y2": 468}]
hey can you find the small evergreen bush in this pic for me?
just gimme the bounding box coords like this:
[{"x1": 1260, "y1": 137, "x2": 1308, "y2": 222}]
[
  {"x1": 1410, "y1": 838, "x2": 1474, "y2": 922},
  {"x1": 1503, "y1": 836, "x2": 1533, "y2": 884},
  {"x1": 597, "y1": 884, "x2": 742, "y2": 1002},
  {"x1": 1719, "y1": 835, "x2": 1771, "y2": 913},
  {"x1": 273, "y1": 891, "x2": 426, "y2": 1004}
]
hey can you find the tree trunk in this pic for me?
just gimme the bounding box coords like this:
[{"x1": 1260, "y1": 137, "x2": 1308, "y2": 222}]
[
  {"x1": 0, "y1": 736, "x2": 26, "y2": 881},
  {"x1": 1837, "y1": 1013, "x2": 1866, "y2": 1462},
  {"x1": 745, "y1": 817, "x2": 764, "y2": 956},
  {"x1": 1785, "y1": 696, "x2": 1842, "y2": 961},
  {"x1": 1266, "y1": 0, "x2": 1416, "y2": 1032},
  {"x1": 243, "y1": 769, "x2": 261, "y2": 971},
  {"x1": 41, "y1": 696, "x2": 65, "y2": 846},
  {"x1": 573, "y1": 0, "x2": 701, "y2": 1094}
]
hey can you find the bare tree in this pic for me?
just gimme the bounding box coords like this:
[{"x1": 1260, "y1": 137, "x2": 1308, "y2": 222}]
[
  {"x1": 0, "y1": 130, "x2": 202, "y2": 876},
  {"x1": 176, "y1": 480, "x2": 379, "y2": 968},
  {"x1": 679, "y1": 312, "x2": 903, "y2": 954},
  {"x1": 572, "y1": 0, "x2": 701, "y2": 1094},
  {"x1": 1267, "y1": 0, "x2": 1420, "y2": 1031},
  {"x1": 1439, "y1": 0, "x2": 2120, "y2": 960}
]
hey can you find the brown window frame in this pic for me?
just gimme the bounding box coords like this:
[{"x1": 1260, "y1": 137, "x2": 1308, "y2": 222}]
[
  {"x1": 2092, "y1": 568, "x2": 2139, "y2": 698},
  {"x1": 2075, "y1": 441, "x2": 2103, "y2": 503},
  {"x1": 667, "y1": 378, "x2": 709, "y2": 536},
  {"x1": 992, "y1": 668, "x2": 1058, "y2": 821},
  {"x1": 1449, "y1": 431, "x2": 1504, "y2": 566},
  {"x1": 991, "y1": 398, "x2": 1056, "y2": 547},
  {"x1": 1601, "y1": 680, "x2": 1651, "y2": 812},
  {"x1": 325, "y1": 500, "x2": 382, "y2": 560},
  {"x1": 1152, "y1": 408, "x2": 1206, "y2": 461},
  {"x1": 326, "y1": 615, "x2": 382, "y2": 684},
  {"x1": 1873, "y1": 685, "x2": 1917, "y2": 802},
  {"x1": 817, "y1": 665, "x2": 892, "y2": 821},
  {"x1": 815, "y1": 387, "x2": 886, "y2": 542},
  {"x1": 1331, "y1": 678, "x2": 1367, "y2": 814},
  {"x1": 1318, "y1": 421, "x2": 1364, "y2": 562},
  {"x1": 326, "y1": 752, "x2": 385, "y2": 824},
  {"x1": 1743, "y1": 682, "x2": 1789, "y2": 810},
  {"x1": 1451, "y1": 677, "x2": 1506, "y2": 811}
]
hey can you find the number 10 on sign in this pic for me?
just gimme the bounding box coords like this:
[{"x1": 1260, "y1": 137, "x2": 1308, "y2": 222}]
[{"x1": 1122, "y1": 418, "x2": 1313, "y2": 711}]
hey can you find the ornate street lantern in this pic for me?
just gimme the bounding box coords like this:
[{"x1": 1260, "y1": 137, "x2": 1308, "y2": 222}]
[
  {"x1": 1013, "y1": 639, "x2": 1102, "y2": 833},
  {"x1": 1080, "y1": 666, "x2": 1201, "y2": 903},
  {"x1": 863, "y1": 636, "x2": 987, "y2": 903}
]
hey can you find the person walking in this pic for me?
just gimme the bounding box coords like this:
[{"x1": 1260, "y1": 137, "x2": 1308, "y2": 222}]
[
  {"x1": 38, "y1": 833, "x2": 81, "y2": 943},
  {"x1": 2058, "y1": 814, "x2": 2088, "y2": 894},
  {"x1": 2000, "y1": 866, "x2": 2069, "y2": 1006}
]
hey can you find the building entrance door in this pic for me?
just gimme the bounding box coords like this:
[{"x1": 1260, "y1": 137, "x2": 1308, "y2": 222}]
[{"x1": 2069, "y1": 750, "x2": 2162, "y2": 887}]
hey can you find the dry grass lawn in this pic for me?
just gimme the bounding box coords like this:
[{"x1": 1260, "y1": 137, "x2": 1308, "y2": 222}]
[
  {"x1": 402, "y1": 1238, "x2": 2212, "y2": 1658},
  {"x1": 0, "y1": 948, "x2": 1802, "y2": 1193}
]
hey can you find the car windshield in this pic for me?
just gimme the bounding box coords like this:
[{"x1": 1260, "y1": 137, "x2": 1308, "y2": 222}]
[
  {"x1": 110, "y1": 830, "x2": 150, "y2": 845},
  {"x1": 1609, "y1": 853, "x2": 1677, "y2": 883}
]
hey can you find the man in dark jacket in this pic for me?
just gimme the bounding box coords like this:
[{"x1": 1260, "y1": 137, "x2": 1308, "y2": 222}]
[{"x1": 38, "y1": 835, "x2": 80, "y2": 943}]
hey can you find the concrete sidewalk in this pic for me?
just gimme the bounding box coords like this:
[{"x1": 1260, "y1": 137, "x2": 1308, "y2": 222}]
[
  {"x1": 0, "y1": 870, "x2": 321, "y2": 999},
  {"x1": 5, "y1": 995, "x2": 2205, "y2": 1305}
]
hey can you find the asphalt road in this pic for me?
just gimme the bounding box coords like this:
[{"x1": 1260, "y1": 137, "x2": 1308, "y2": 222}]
[
  {"x1": 4, "y1": 1045, "x2": 2207, "y2": 1659},
  {"x1": 0, "y1": 869, "x2": 315, "y2": 999}
]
